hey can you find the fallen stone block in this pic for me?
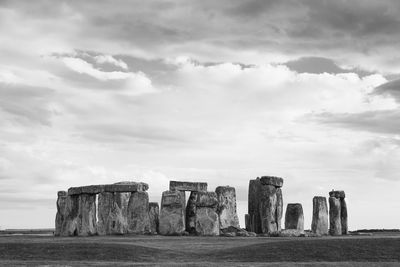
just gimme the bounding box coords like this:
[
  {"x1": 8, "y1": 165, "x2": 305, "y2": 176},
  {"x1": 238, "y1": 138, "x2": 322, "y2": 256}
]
[
  {"x1": 311, "y1": 196, "x2": 329, "y2": 235},
  {"x1": 259, "y1": 176, "x2": 284, "y2": 187},
  {"x1": 279, "y1": 229, "x2": 305, "y2": 237},
  {"x1": 159, "y1": 190, "x2": 186, "y2": 235},
  {"x1": 216, "y1": 186, "x2": 240, "y2": 230},
  {"x1": 169, "y1": 181, "x2": 207, "y2": 192},
  {"x1": 285, "y1": 203, "x2": 304, "y2": 231}
]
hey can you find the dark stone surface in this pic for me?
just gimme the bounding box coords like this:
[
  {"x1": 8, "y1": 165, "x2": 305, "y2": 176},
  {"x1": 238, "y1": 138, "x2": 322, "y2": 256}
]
[
  {"x1": 185, "y1": 191, "x2": 198, "y2": 234},
  {"x1": 127, "y1": 191, "x2": 150, "y2": 234},
  {"x1": 248, "y1": 179, "x2": 262, "y2": 233},
  {"x1": 215, "y1": 186, "x2": 240, "y2": 229},
  {"x1": 195, "y1": 192, "x2": 218, "y2": 208},
  {"x1": 169, "y1": 181, "x2": 207, "y2": 192},
  {"x1": 259, "y1": 176, "x2": 284, "y2": 187},
  {"x1": 341, "y1": 198, "x2": 348, "y2": 235},
  {"x1": 329, "y1": 196, "x2": 342, "y2": 236},
  {"x1": 149, "y1": 202, "x2": 160, "y2": 234},
  {"x1": 329, "y1": 190, "x2": 345, "y2": 199},
  {"x1": 159, "y1": 190, "x2": 186, "y2": 235},
  {"x1": 284, "y1": 203, "x2": 304, "y2": 231},
  {"x1": 259, "y1": 184, "x2": 278, "y2": 234}
]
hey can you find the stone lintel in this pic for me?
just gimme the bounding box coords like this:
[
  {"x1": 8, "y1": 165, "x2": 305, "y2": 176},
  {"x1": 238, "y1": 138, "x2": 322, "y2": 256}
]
[
  {"x1": 57, "y1": 191, "x2": 67, "y2": 197},
  {"x1": 259, "y1": 176, "x2": 284, "y2": 187},
  {"x1": 68, "y1": 182, "x2": 148, "y2": 195},
  {"x1": 169, "y1": 181, "x2": 207, "y2": 192},
  {"x1": 329, "y1": 190, "x2": 345, "y2": 199}
]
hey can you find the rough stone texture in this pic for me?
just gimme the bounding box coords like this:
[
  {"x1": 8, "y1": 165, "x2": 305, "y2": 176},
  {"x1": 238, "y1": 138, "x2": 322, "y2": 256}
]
[
  {"x1": 247, "y1": 179, "x2": 262, "y2": 233},
  {"x1": 245, "y1": 214, "x2": 250, "y2": 231},
  {"x1": 68, "y1": 185, "x2": 106, "y2": 195},
  {"x1": 169, "y1": 181, "x2": 207, "y2": 192},
  {"x1": 329, "y1": 190, "x2": 345, "y2": 199},
  {"x1": 329, "y1": 196, "x2": 342, "y2": 236},
  {"x1": 97, "y1": 192, "x2": 130, "y2": 235},
  {"x1": 55, "y1": 191, "x2": 68, "y2": 236},
  {"x1": 284, "y1": 203, "x2": 304, "y2": 231},
  {"x1": 105, "y1": 182, "x2": 148, "y2": 193},
  {"x1": 185, "y1": 191, "x2": 198, "y2": 234},
  {"x1": 194, "y1": 192, "x2": 219, "y2": 236},
  {"x1": 68, "y1": 182, "x2": 148, "y2": 195},
  {"x1": 60, "y1": 194, "x2": 80, "y2": 236},
  {"x1": 259, "y1": 184, "x2": 278, "y2": 234},
  {"x1": 279, "y1": 229, "x2": 305, "y2": 237},
  {"x1": 159, "y1": 190, "x2": 186, "y2": 235},
  {"x1": 340, "y1": 198, "x2": 348, "y2": 235},
  {"x1": 276, "y1": 188, "x2": 283, "y2": 231},
  {"x1": 77, "y1": 193, "x2": 97, "y2": 236},
  {"x1": 216, "y1": 186, "x2": 240, "y2": 230},
  {"x1": 311, "y1": 196, "x2": 329, "y2": 235},
  {"x1": 127, "y1": 191, "x2": 151, "y2": 234},
  {"x1": 259, "y1": 176, "x2": 284, "y2": 188},
  {"x1": 148, "y1": 202, "x2": 159, "y2": 234}
]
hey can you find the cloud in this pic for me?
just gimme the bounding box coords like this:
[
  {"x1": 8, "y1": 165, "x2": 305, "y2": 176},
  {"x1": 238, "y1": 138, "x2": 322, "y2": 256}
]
[
  {"x1": 374, "y1": 78, "x2": 400, "y2": 102},
  {"x1": 94, "y1": 54, "x2": 128, "y2": 70}
]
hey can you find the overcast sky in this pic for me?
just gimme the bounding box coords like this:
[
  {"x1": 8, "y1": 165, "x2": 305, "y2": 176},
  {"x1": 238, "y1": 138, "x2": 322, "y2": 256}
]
[{"x1": 1, "y1": 0, "x2": 400, "y2": 230}]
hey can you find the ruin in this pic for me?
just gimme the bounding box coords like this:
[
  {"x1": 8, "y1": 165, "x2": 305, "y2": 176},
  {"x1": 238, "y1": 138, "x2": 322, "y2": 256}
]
[
  {"x1": 245, "y1": 176, "x2": 283, "y2": 234},
  {"x1": 56, "y1": 178, "x2": 349, "y2": 238},
  {"x1": 329, "y1": 190, "x2": 348, "y2": 235}
]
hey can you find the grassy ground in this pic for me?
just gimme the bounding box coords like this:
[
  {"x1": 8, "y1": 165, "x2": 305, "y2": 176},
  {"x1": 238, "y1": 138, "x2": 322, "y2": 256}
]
[{"x1": 1, "y1": 233, "x2": 400, "y2": 266}]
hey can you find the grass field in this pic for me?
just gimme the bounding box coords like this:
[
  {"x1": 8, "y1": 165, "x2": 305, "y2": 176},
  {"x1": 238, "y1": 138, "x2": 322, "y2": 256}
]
[{"x1": 1, "y1": 233, "x2": 400, "y2": 266}]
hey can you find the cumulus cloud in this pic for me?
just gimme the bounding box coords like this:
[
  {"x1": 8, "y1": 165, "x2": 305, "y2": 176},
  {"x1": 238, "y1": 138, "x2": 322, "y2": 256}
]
[{"x1": 94, "y1": 54, "x2": 128, "y2": 70}]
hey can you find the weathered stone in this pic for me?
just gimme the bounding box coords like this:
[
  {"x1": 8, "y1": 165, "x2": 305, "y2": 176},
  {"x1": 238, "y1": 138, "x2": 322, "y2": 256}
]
[
  {"x1": 77, "y1": 193, "x2": 97, "y2": 236},
  {"x1": 105, "y1": 182, "x2": 148, "y2": 193},
  {"x1": 259, "y1": 184, "x2": 278, "y2": 234},
  {"x1": 341, "y1": 198, "x2": 348, "y2": 235},
  {"x1": 97, "y1": 192, "x2": 130, "y2": 235},
  {"x1": 329, "y1": 190, "x2": 345, "y2": 199},
  {"x1": 216, "y1": 186, "x2": 240, "y2": 230},
  {"x1": 247, "y1": 179, "x2": 262, "y2": 233},
  {"x1": 195, "y1": 206, "x2": 219, "y2": 236},
  {"x1": 196, "y1": 191, "x2": 218, "y2": 208},
  {"x1": 259, "y1": 176, "x2": 284, "y2": 187},
  {"x1": 149, "y1": 202, "x2": 159, "y2": 234},
  {"x1": 68, "y1": 185, "x2": 106, "y2": 195},
  {"x1": 127, "y1": 191, "x2": 150, "y2": 234},
  {"x1": 60, "y1": 194, "x2": 80, "y2": 236},
  {"x1": 185, "y1": 191, "x2": 198, "y2": 234},
  {"x1": 329, "y1": 196, "x2": 342, "y2": 236},
  {"x1": 284, "y1": 203, "x2": 304, "y2": 231},
  {"x1": 245, "y1": 214, "x2": 250, "y2": 231},
  {"x1": 276, "y1": 188, "x2": 283, "y2": 231},
  {"x1": 159, "y1": 190, "x2": 186, "y2": 235},
  {"x1": 55, "y1": 191, "x2": 67, "y2": 236},
  {"x1": 169, "y1": 181, "x2": 207, "y2": 192},
  {"x1": 311, "y1": 196, "x2": 329, "y2": 235},
  {"x1": 279, "y1": 229, "x2": 305, "y2": 237}
]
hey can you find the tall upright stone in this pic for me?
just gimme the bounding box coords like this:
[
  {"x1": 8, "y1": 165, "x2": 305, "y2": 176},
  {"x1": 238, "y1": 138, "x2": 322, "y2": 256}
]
[
  {"x1": 186, "y1": 191, "x2": 198, "y2": 234},
  {"x1": 55, "y1": 191, "x2": 68, "y2": 236},
  {"x1": 340, "y1": 198, "x2": 348, "y2": 235},
  {"x1": 195, "y1": 192, "x2": 219, "y2": 236},
  {"x1": 259, "y1": 184, "x2": 278, "y2": 233},
  {"x1": 149, "y1": 202, "x2": 160, "y2": 234},
  {"x1": 311, "y1": 196, "x2": 329, "y2": 235},
  {"x1": 97, "y1": 191, "x2": 130, "y2": 235},
  {"x1": 276, "y1": 188, "x2": 283, "y2": 231},
  {"x1": 159, "y1": 190, "x2": 186, "y2": 235},
  {"x1": 215, "y1": 186, "x2": 240, "y2": 230},
  {"x1": 285, "y1": 203, "x2": 304, "y2": 231},
  {"x1": 247, "y1": 179, "x2": 262, "y2": 233},
  {"x1": 127, "y1": 191, "x2": 151, "y2": 234},
  {"x1": 329, "y1": 196, "x2": 342, "y2": 236},
  {"x1": 77, "y1": 193, "x2": 97, "y2": 236}
]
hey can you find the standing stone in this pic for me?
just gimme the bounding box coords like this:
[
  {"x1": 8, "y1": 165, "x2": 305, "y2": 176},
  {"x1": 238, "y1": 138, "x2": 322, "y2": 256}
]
[
  {"x1": 148, "y1": 202, "x2": 160, "y2": 234},
  {"x1": 284, "y1": 203, "x2": 304, "y2": 231},
  {"x1": 276, "y1": 188, "x2": 283, "y2": 231},
  {"x1": 247, "y1": 179, "x2": 262, "y2": 233},
  {"x1": 195, "y1": 192, "x2": 219, "y2": 236},
  {"x1": 97, "y1": 192, "x2": 130, "y2": 235},
  {"x1": 60, "y1": 194, "x2": 80, "y2": 236},
  {"x1": 215, "y1": 186, "x2": 240, "y2": 230},
  {"x1": 55, "y1": 191, "x2": 68, "y2": 236},
  {"x1": 329, "y1": 197, "x2": 342, "y2": 236},
  {"x1": 259, "y1": 184, "x2": 278, "y2": 234},
  {"x1": 186, "y1": 191, "x2": 198, "y2": 234},
  {"x1": 340, "y1": 198, "x2": 348, "y2": 235},
  {"x1": 159, "y1": 190, "x2": 186, "y2": 235},
  {"x1": 311, "y1": 196, "x2": 329, "y2": 235},
  {"x1": 127, "y1": 191, "x2": 151, "y2": 234},
  {"x1": 77, "y1": 193, "x2": 97, "y2": 236}
]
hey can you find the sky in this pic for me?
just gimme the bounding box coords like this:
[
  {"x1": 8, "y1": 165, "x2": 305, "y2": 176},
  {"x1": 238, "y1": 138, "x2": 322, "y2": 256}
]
[{"x1": 0, "y1": 0, "x2": 400, "y2": 230}]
